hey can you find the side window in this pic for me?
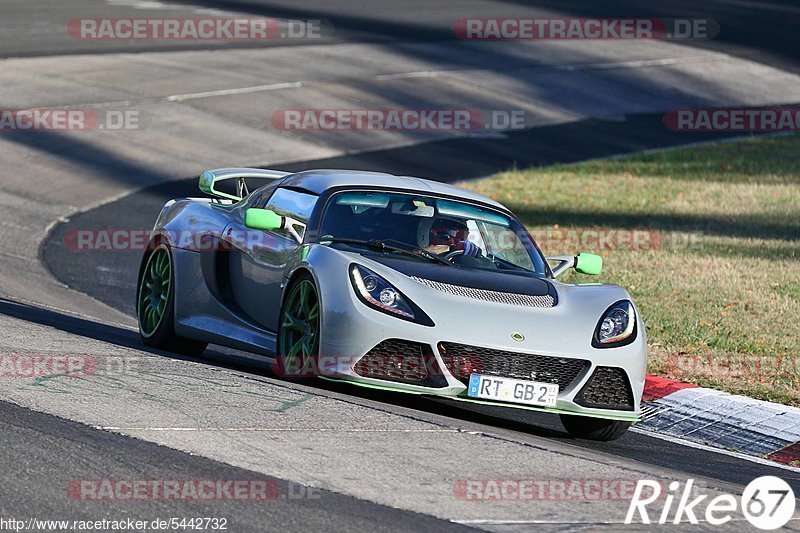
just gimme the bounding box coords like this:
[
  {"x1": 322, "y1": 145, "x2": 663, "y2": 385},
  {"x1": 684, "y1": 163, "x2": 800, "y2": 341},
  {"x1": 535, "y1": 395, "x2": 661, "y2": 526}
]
[
  {"x1": 466, "y1": 220, "x2": 487, "y2": 254},
  {"x1": 263, "y1": 188, "x2": 318, "y2": 241},
  {"x1": 478, "y1": 221, "x2": 535, "y2": 271},
  {"x1": 248, "y1": 181, "x2": 280, "y2": 207}
]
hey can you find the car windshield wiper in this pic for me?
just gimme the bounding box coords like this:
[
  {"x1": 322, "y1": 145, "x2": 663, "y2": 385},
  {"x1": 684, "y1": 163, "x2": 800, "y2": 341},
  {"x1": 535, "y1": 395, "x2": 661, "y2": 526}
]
[
  {"x1": 320, "y1": 237, "x2": 452, "y2": 266},
  {"x1": 378, "y1": 239, "x2": 454, "y2": 266}
]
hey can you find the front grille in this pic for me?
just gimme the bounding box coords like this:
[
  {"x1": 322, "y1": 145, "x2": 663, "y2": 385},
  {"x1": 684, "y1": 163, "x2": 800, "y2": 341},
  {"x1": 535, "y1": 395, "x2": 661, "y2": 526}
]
[
  {"x1": 353, "y1": 339, "x2": 447, "y2": 387},
  {"x1": 411, "y1": 277, "x2": 555, "y2": 308},
  {"x1": 575, "y1": 367, "x2": 635, "y2": 411},
  {"x1": 438, "y1": 341, "x2": 588, "y2": 389}
]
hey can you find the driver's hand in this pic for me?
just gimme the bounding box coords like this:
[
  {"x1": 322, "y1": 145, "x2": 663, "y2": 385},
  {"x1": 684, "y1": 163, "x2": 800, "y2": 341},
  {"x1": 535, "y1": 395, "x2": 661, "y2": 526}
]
[
  {"x1": 423, "y1": 244, "x2": 451, "y2": 255},
  {"x1": 450, "y1": 241, "x2": 482, "y2": 257}
]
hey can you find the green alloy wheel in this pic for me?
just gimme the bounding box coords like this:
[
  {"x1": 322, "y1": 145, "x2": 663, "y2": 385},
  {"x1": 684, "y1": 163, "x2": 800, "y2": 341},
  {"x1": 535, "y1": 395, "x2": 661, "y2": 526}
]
[
  {"x1": 138, "y1": 245, "x2": 171, "y2": 338},
  {"x1": 136, "y1": 242, "x2": 207, "y2": 356},
  {"x1": 277, "y1": 274, "x2": 320, "y2": 378}
]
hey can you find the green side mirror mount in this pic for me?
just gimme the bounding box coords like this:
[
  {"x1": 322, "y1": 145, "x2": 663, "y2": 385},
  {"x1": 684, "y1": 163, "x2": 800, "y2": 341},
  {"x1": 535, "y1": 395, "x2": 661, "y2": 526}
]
[
  {"x1": 245, "y1": 208, "x2": 283, "y2": 231},
  {"x1": 575, "y1": 252, "x2": 602, "y2": 275}
]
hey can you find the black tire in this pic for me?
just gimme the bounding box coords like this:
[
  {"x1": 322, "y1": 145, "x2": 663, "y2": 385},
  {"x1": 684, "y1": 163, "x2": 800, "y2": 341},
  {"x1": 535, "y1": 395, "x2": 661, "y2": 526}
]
[
  {"x1": 136, "y1": 242, "x2": 208, "y2": 357},
  {"x1": 559, "y1": 414, "x2": 631, "y2": 441},
  {"x1": 274, "y1": 271, "x2": 320, "y2": 380}
]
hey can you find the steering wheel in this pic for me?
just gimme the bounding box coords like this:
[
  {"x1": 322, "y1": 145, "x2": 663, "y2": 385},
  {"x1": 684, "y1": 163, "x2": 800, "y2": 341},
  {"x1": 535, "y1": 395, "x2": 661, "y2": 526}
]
[
  {"x1": 439, "y1": 250, "x2": 461, "y2": 262},
  {"x1": 440, "y1": 250, "x2": 481, "y2": 262}
]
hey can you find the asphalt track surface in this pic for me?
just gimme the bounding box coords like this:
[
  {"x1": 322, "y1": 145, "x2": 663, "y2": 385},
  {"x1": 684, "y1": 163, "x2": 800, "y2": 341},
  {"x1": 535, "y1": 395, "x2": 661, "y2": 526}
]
[
  {"x1": 0, "y1": 398, "x2": 469, "y2": 532},
  {"x1": 3, "y1": 0, "x2": 798, "y2": 73},
  {"x1": 3, "y1": 0, "x2": 800, "y2": 530}
]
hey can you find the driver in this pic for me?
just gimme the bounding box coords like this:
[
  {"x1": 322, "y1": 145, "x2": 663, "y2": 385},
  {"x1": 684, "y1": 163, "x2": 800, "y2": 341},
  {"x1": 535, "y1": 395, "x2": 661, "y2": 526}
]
[{"x1": 424, "y1": 219, "x2": 482, "y2": 257}]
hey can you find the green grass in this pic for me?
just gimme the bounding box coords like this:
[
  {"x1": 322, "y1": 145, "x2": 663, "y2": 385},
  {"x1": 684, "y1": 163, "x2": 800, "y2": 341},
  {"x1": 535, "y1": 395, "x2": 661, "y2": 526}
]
[{"x1": 459, "y1": 134, "x2": 800, "y2": 405}]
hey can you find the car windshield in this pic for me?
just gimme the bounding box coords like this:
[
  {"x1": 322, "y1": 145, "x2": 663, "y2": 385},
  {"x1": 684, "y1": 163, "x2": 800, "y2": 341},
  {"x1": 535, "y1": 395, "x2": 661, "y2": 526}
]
[{"x1": 318, "y1": 190, "x2": 548, "y2": 277}]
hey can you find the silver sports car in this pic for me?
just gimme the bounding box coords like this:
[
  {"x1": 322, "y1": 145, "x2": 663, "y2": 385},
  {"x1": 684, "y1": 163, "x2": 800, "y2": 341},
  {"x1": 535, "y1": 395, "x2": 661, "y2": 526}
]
[{"x1": 137, "y1": 167, "x2": 646, "y2": 441}]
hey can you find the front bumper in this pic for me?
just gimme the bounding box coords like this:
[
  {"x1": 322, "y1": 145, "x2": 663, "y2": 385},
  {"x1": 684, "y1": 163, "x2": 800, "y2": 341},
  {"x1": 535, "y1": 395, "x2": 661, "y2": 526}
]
[
  {"x1": 318, "y1": 340, "x2": 642, "y2": 422},
  {"x1": 312, "y1": 265, "x2": 646, "y2": 422}
]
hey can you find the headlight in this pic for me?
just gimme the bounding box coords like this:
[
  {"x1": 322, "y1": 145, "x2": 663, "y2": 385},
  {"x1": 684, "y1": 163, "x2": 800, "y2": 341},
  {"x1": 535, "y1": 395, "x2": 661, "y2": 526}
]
[
  {"x1": 593, "y1": 300, "x2": 637, "y2": 347},
  {"x1": 350, "y1": 264, "x2": 416, "y2": 320}
]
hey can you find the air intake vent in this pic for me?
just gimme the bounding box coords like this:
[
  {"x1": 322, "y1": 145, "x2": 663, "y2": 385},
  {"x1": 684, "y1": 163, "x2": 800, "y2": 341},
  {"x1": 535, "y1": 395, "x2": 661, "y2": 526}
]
[
  {"x1": 575, "y1": 367, "x2": 635, "y2": 411},
  {"x1": 353, "y1": 339, "x2": 447, "y2": 388},
  {"x1": 412, "y1": 277, "x2": 555, "y2": 308},
  {"x1": 439, "y1": 341, "x2": 588, "y2": 389}
]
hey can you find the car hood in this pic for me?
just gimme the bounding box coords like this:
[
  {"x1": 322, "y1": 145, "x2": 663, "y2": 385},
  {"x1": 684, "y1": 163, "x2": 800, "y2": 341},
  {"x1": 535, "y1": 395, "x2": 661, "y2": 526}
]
[{"x1": 365, "y1": 254, "x2": 557, "y2": 299}]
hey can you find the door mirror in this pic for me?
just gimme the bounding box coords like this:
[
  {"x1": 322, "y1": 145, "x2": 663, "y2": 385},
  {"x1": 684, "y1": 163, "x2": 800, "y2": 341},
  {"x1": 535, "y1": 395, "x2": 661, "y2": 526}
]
[
  {"x1": 245, "y1": 208, "x2": 282, "y2": 231},
  {"x1": 575, "y1": 252, "x2": 602, "y2": 275}
]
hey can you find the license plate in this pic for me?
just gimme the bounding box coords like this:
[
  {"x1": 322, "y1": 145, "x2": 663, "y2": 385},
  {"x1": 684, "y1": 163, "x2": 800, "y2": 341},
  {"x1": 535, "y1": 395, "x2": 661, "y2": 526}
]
[{"x1": 467, "y1": 374, "x2": 559, "y2": 407}]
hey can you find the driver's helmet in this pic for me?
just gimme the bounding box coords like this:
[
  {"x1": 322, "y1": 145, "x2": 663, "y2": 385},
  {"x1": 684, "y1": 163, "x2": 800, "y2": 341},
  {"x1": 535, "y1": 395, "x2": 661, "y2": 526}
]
[{"x1": 429, "y1": 219, "x2": 469, "y2": 246}]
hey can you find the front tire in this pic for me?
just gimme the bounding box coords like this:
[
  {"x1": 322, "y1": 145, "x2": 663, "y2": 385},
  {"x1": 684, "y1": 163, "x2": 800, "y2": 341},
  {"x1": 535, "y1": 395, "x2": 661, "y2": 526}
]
[
  {"x1": 274, "y1": 272, "x2": 320, "y2": 379},
  {"x1": 136, "y1": 242, "x2": 208, "y2": 356},
  {"x1": 559, "y1": 414, "x2": 631, "y2": 441}
]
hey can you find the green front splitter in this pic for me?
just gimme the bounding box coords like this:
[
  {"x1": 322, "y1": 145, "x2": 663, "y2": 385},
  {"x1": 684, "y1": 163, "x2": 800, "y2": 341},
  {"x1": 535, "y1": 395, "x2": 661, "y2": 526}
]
[{"x1": 442, "y1": 395, "x2": 641, "y2": 422}]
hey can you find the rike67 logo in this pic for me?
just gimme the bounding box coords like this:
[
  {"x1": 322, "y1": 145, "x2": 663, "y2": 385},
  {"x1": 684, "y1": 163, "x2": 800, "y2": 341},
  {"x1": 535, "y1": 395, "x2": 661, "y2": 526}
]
[{"x1": 626, "y1": 476, "x2": 796, "y2": 529}]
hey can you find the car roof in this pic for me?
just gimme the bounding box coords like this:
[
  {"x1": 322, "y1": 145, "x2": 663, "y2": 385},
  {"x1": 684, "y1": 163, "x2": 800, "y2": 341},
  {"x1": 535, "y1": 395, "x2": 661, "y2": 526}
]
[{"x1": 280, "y1": 169, "x2": 509, "y2": 212}]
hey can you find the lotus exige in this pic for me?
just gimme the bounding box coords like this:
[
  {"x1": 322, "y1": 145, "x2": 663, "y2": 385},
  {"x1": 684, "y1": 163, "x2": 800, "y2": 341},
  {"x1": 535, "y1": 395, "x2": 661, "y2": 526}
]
[{"x1": 136, "y1": 168, "x2": 646, "y2": 441}]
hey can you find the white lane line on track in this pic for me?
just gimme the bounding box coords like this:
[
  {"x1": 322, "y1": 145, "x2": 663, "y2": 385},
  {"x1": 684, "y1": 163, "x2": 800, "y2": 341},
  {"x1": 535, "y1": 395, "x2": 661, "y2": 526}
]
[
  {"x1": 374, "y1": 71, "x2": 443, "y2": 81},
  {"x1": 97, "y1": 427, "x2": 461, "y2": 432},
  {"x1": 166, "y1": 81, "x2": 304, "y2": 102},
  {"x1": 630, "y1": 427, "x2": 800, "y2": 474},
  {"x1": 163, "y1": 54, "x2": 727, "y2": 103},
  {"x1": 0, "y1": 250, "x2": 36, "y2": 263},
  {"x1": 455, "y1": 520, "x2": 623, "y2": 526},
  {"x1": 453, "y1": 518, "x2": 785, "y2": 525},
  {"x1": 555, "y1": 54, "x2": 729, "y2": 72}
]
